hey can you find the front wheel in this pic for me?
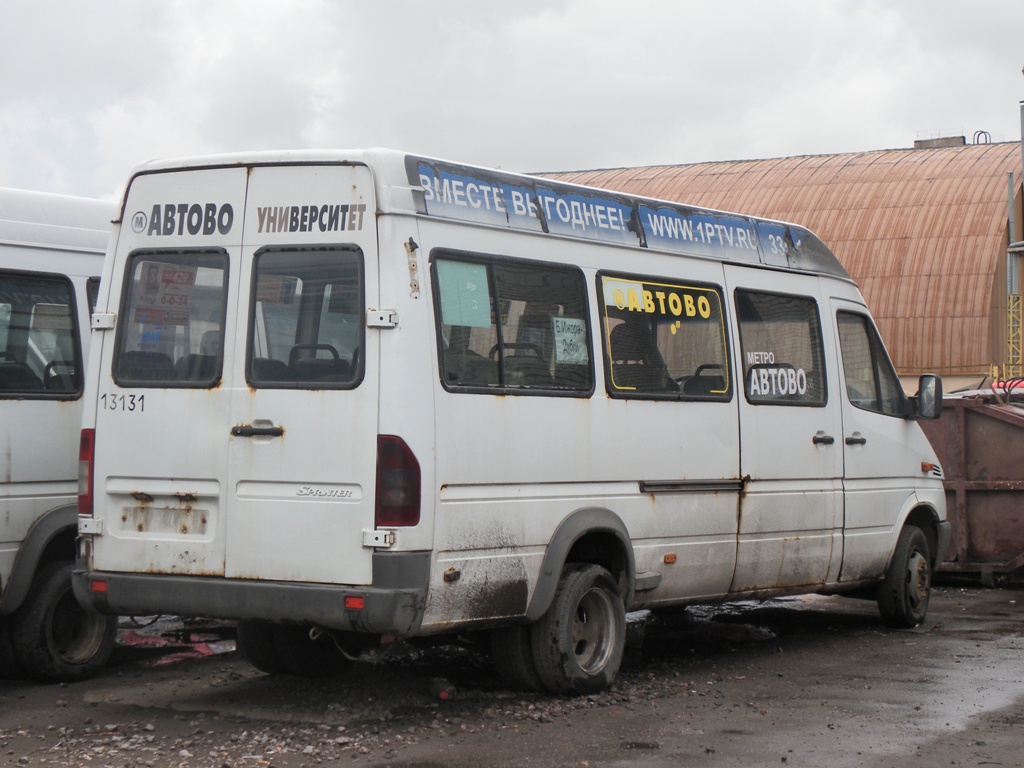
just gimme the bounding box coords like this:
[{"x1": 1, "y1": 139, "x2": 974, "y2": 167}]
[
  {"x1": 9, "y1": 561, "x2": 117, "y2": 682},
  {"x1": 877, "y1": 524, "x2": 932, "y2": 628},
  {"x1": 531, "y1": 563, "x2": 625, "y2": 695}
]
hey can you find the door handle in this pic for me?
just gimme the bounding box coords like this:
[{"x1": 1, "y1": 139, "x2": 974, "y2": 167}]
[
  {"x1": 845, "y1": 433, "x2": 867, "y2": 446},
  {"x1": 231, "y1": 425, "x2": 284, "y2": 438},
  {"x1": 812, "y1": 431, "x2": 835, "y2": 445}
]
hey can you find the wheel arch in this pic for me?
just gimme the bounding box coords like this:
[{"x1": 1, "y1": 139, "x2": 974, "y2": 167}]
[
  {"x1": 525, "y1": 507, "x2": 634, "y2": 621},
  {"x1": 901, "y1": 501, "x2": 944, "y2": 570},
  {"x1": 0, "y1": 504, "x2": 77, "y2": 615}
]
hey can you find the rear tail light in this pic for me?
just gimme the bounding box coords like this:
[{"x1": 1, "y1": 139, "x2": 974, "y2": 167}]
[
  {"x1": 78, "y1": 429, "x2": 95, "y2": 517},
  {"x1": 375, "y1": 435, "x2": 420, "y2": 527}
]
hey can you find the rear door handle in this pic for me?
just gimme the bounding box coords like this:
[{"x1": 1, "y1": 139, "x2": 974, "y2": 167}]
[
  {"x1": 231, "y1": 425, "x2": 284, "y2": 438},
  {"x1": 845, "y1": 433, "x2": 867, "y2": 446},
  {"x1": 812, "y1": 431, "x2": 835, "y2": 445}
]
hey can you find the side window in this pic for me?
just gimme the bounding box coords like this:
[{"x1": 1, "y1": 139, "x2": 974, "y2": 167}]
[
  {"x1": 735, "y1": 290, "x2": 826, "y2": 406},
  {"x1": 0, "y1": 272, "x2": 82, "y2": 397},
  {"x1": 599, "y1": 273, "x2": 730, "y2": 399},
  {"x1": 433, "y1": 254, "x2": 592, "y2": 394},
  {"x1": 114, "y1": 251, "x2": 228, "y2": 387},
  {"x1": 837, "y1": 311, "x2": 904, "y2": 416},
  {"x1": 247, "y1": 248, "x2": 363, "y2": 389}
]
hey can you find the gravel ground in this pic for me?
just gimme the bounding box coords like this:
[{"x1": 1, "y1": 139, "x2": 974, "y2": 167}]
[{"x1": 2, "y1": 585, "x2": 1023, "y2": 767}]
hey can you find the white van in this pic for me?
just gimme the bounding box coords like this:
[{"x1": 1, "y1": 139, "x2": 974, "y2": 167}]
[
  {"x1": 75, "y1": 150, "x2": 948, "y2": 693},
  {"x1": 0, "y1": 187, "x2": 116, "y2": 682}
]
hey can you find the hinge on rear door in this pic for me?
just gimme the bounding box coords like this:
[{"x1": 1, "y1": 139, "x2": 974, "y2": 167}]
[
  {"x1": 91, "y1": 313, "x2": 115, "y2": 330},
  {"x1": 363, "y1": 529, "x2": 396, "y2": 548},
  {"x1": 79, "y1": 517, "x2": 103, "y2": 535},
  {"x1": 366, "y1": 309, "x2": 399, "y2": 328}
]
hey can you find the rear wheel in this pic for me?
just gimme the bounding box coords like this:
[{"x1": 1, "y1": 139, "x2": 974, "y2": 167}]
[
  {"x1": 877, "y1": 525, "x2": 932, "y2": 628},
  {"x1": 0, "y1": 617, "x2": 26, "y2": 679},
  {"x1": 236, "y1": 620, "x2": 289, "y2": 675},
  {"x1": 491, "y1": 624, "x2": 543, "y2": 692},
  {"x1": 9, "y1": 561, "x2": 117, "y2": 682},
  {"x1": 531, "y1": 563, "x2": 625, "y2": 695}
]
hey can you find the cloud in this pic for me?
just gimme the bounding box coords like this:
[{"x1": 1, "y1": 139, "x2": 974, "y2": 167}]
[{"x1": 1, "y1": 0, "x2": 1021, "y2": 198}]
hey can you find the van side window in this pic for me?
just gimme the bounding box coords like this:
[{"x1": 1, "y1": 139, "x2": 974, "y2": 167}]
[
  {"x1": 599, "y1": 273, "x2": 730, "y2": 399},
  {"x1": 837, "y1": 311, "x2": 904, "y2": 416},
  {"x1": 433, "y1": 254, "x2": 592, "y2": 394},
  {"x1": 735, "y1": 290, "x2": 826, "y2": 406},
  {"x1": 113, "y1": 251, "x2": 228, "y2": 387},
  {"x1": 247, "y1": 248, "x2": 363, "y2": 389},
  {"x1": 0, "y1": 272, "x2": 82, "y2": 397}
]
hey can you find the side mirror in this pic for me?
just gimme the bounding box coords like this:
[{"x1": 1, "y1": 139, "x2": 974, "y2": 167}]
[{"x1": 913, "y1": 374, "x2": 943, "y2": 420}]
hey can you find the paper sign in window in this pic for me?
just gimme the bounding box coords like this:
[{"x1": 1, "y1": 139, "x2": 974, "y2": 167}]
[
  {"x1": 437, "y1": 260, "x2": 492, "y2": 329},
  {"x1": 553, "y1": 317, "x2": 588, "y2": 364}
]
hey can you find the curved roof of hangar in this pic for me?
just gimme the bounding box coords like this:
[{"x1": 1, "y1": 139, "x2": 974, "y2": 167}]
[{"x1": 546, "y1": 142, "x2": 1024, "y2": 377}]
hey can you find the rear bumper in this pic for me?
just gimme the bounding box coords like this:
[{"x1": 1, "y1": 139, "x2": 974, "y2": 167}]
[{"x1": 72, "y1": 550, "x2": 430, "y2": 636}]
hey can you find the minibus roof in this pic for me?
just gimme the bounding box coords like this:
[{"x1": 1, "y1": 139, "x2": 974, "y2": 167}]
[
  {"x1": 0, "y1": 187, "x2": 112, "y2": 253},
  {"x1": 121, "y1": 149, "x2": 850, "y2": 280}
]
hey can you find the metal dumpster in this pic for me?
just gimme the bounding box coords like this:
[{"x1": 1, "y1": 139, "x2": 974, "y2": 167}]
[{"x1": 918, "y1": 392, "x2": 1024, "y2": 583}]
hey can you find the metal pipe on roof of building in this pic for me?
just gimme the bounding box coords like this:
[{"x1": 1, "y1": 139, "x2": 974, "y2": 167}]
[
  {"x1": 1011, "y1": 173, "x2": 1020, "y2": 295},
  {"x1": 1013, "y1": 101, "x2": 1024, "y2": 258}
]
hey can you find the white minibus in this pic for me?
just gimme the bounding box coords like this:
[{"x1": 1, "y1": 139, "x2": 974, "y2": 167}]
[
  {"x1": 0, "y1": 187, "x2": 115, "y2": 681},
  {"x1": 75, "y1": 150, "x2": 948, "y2": 693}
]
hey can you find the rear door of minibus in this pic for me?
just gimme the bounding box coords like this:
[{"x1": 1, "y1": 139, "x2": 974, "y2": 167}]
[
  {"x1": 89, "y1": 167, "x2": 245, "y2": 577},
  {"x1": 90, "y1": 163, "x2": 379, "y2": 588},
  {"x1": 224, "y1": 164, "x2": 378, "y2": 585}
]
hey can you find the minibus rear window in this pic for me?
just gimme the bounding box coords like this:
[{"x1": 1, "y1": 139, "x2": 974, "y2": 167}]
[
  {"x1": 246, "y1": 247, "x2": 364, "y2": 389},
  {"x1": 113, "y1": 250, "x2": 228, "y2": 388}
]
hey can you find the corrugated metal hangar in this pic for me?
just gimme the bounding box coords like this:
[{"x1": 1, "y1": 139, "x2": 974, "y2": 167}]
[{"x1": 548, "y1": 139, "x2": 1024, "y2": 389}]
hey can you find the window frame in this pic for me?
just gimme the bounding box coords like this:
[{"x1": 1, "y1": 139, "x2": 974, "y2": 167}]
[
  {"x1": 0, "y1": 268, "x2": 85, "y2": 400},
  {"x1": 430, "y1": 248, "x2": 595, "y2": 398},
  {"x1": 836, "y1": 309, "x2": 908, "y2": 417},
  {"x1": 244, "y1": 245, "x2": 366, "y2": 391},
  {"x1": 112, "y1": 248, "x2": 230, "y2": 389},
  {"x1": 597, "y1": 269, "x2": 732, "y2": 402},
  {"x1": 734, "y1": 288, "x2": 828, "y2": 408}
]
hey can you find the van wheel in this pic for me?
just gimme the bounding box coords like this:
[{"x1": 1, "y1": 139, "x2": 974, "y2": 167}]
[
  {"x1": 9, "y1": 561, "x2": 117, "y2": 682},
  {"x1": 491, "y1": 625, "x2": 543, "y2": 691},
  {"x1": 530, "y1": 564, "x2": 625, "y2": 694},
  {"x1": 0, "y1": 618, "x2": 27, "y2": 679},
  {"x1": 236, "y1": 621, "x2": 289, "y2": 675},
  {"x1": 271, "y1": 624, "x2": 353, "y2": 677},
  {"x1": 877, "y1": 525, "x2": 932, "y2": 628}
]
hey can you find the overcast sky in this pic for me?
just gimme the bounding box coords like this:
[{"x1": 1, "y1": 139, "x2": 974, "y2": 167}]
[{"x1": 2, "y1": 1, "x2": 1022, "y2": 201}]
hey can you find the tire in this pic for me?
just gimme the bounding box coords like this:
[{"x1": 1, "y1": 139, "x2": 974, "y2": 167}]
[
  {"x1": 0, "y1": 617, "x2": 27, "y2": 679},
  {"x1": 530, "y1": 563, "x2": 625, "y2": 695},
  {"x1": 877, "y1": 525, "x2": 932, "y2": 628},
  {"x1": 236, "y1": 620, "x2": 289, "y2": 675},
  {"x1": 9, "y1": 561, "x2": 117, "y2": 682},
  {"x1": 491, "y1": 624, "x2": 543, "y2": 692},
  {"x1": 271, "y1": 624, "x2": 353, "y2": 677}
]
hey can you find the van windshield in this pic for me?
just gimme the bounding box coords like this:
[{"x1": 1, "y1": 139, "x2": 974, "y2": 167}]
[{"x1": 113, "y1": 250, "x2": 228, "y2": 387}]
